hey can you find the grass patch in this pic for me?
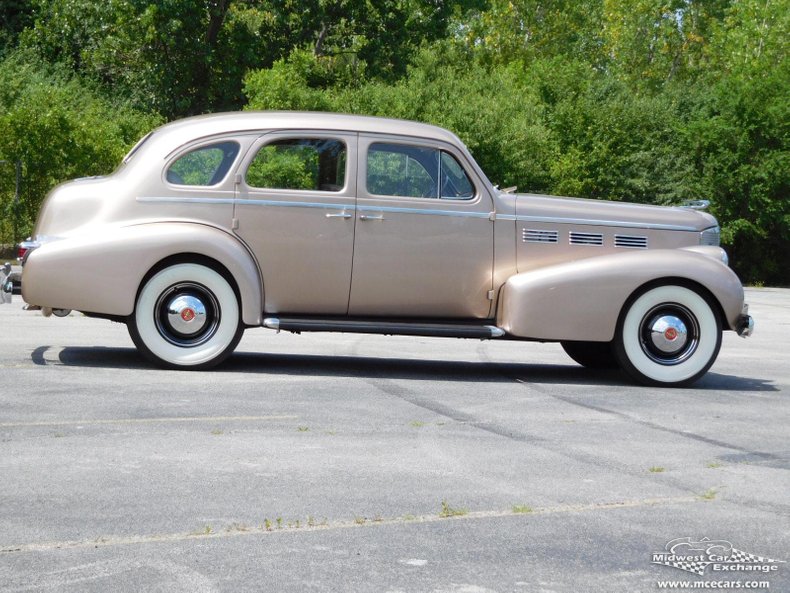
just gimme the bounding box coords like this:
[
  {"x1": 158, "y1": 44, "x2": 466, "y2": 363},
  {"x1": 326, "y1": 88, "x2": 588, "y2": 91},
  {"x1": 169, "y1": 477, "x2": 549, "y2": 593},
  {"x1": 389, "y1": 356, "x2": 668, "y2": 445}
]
[
  {"x1": 706, "y1": 461, "x2": 722, "y2": 469},
  {"x1": 409, "y1": 420, "x2": 426, "y2": 428},
  {"x1": 648, "y1": 466, "x2": 665, "y2": 473},
  {"x1": 439, "y1": 500, "x2": 468, "y2": 518},
  {"x1": 512, "y1": 505, "x2": 533, "y2": 514},
  {"x1": 699, "y1": 488, "x2": 718, "y2": 501}
]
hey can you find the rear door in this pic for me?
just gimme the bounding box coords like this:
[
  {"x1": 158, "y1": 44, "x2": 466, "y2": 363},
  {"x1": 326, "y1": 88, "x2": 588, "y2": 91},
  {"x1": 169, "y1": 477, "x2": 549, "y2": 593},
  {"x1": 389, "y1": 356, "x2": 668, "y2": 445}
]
[{"x1": 234, "y1": 132, "x2": 357, "y2": 314}]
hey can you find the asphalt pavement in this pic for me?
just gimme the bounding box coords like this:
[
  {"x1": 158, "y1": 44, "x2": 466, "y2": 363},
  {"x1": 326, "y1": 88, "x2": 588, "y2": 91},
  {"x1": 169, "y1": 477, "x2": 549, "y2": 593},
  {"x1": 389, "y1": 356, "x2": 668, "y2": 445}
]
[{"x1": 0, "y1": 288, "x2": 787, "y2": 592}]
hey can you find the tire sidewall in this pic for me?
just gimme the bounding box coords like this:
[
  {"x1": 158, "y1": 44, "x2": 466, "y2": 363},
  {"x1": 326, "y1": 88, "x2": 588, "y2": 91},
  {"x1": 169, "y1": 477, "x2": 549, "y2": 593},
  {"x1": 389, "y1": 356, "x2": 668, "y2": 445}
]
[
  {"x1": 132, "y1": 263, "x2": 241, "y2": 368},
  {"x1": 615, "y1": 284, "x2": 722, "y2": 386}
]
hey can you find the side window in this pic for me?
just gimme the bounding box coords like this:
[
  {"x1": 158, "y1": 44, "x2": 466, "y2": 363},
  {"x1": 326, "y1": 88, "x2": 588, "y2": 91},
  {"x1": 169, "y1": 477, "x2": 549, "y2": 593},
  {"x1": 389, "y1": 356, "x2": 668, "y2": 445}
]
[
  {"x1": 246, "y1": 138, "x2": 346, "y2": 192},
  {"x1": 439, "y1": 152, "x2": 475, "y2": 199},
  {"x1": 367, "y1": 143, "x2": 437, "y2": 198},
  {"x1": 167, "y1": 141, "x2": 239, "y2": 186},
  {"x1": 366, "y1": 143, "x2": 475, "y2": 200}
]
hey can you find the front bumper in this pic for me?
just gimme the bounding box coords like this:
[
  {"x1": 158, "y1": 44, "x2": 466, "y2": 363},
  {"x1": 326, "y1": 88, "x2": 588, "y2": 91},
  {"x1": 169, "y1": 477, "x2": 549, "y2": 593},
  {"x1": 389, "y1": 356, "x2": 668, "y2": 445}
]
[{"x1": 736, "y1": 304, "x2": 754, "y2": 337}]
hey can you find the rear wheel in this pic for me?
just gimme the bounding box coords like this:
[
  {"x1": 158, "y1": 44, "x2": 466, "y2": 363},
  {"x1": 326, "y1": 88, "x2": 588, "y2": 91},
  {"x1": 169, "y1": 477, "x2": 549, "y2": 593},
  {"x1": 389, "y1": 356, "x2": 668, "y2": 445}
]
[
  {"x1": 614, "y1": 284, "x2": 721, "y2": 386},
  {"x1": 561, "y1": 341, "x2": 618, "y2": 369},
  {"x1": 128, "y1": 263, "x2": 243, "y2": 369}
]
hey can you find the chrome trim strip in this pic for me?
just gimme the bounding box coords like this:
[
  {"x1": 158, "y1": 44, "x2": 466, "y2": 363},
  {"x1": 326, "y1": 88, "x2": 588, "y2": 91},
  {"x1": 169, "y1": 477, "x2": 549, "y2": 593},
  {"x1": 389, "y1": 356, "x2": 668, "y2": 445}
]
[
  {"x1": 240, "y1": 199, "x2": 355, "y2": 210},
  {"x1": 500, "y1": 214, "x2": 698, "y2": 232},
  {"x1": 139, "y1": 196, "x2": 491, "y2": 219},
  {"x1": 358, "y1": 205, "x2": 490, "y2": 219},
  {"x1": 137, "y1": 196, "x2": 235, "y2": 205}
]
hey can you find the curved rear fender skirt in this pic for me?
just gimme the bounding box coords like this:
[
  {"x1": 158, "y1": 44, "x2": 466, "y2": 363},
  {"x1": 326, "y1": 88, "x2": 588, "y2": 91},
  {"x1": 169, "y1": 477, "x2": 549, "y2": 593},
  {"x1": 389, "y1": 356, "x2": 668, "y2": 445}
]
[
  {"x1": 22, "y1": 223, "x2": 262, "y2": 325},
  {"x1": 497, "y1": 249, "x2": 744, "y2": 341}
]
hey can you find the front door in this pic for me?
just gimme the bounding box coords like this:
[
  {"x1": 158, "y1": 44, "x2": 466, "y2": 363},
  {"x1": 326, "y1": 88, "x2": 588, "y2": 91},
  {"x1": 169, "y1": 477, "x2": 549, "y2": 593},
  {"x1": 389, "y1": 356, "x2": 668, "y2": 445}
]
[
  {"x1": 349, "y1": 135, "x2": 494, "y2": 318},
  {"x1": 234, "y1": 132, "x2": 357, "y2": 314}
]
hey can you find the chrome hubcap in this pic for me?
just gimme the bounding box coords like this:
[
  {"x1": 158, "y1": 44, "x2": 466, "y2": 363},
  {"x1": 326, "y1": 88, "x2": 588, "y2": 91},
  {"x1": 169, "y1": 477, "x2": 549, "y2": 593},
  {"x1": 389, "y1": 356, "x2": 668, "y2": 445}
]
[
  {"x1": 154, "y1": 282, "x2": 220, "y2": 347},
  {"x1": 648, "y1": 315, "x2": 688, "y2": 354},
  {"x1": 166, "y1": 295, "x2": 208, "y2": 336},
  {"x1": 639, "y1": 304, "x2": 699, "y2": 365}
]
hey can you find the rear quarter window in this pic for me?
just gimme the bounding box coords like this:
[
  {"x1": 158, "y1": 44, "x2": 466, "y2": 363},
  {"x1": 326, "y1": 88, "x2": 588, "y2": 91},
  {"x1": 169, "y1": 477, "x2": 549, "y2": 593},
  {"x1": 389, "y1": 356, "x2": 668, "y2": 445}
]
[{"x1": 167, "y1": 141, "x2": 240, "y2": 186}]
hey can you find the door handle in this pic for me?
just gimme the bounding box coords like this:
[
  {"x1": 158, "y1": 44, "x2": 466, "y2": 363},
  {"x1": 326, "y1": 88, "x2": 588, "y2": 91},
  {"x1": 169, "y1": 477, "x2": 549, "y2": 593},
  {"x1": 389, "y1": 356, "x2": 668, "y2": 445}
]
[
  {"x1": 325, "y1": 211, "x2": 352, "y2": 219},
  {"x1": 359, "y1": 213, "x2": 384, "y2": 221}
]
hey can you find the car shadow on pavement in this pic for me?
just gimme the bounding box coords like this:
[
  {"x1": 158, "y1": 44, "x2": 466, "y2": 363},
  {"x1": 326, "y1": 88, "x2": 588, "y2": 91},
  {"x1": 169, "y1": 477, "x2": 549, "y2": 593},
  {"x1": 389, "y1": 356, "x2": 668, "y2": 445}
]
[{"x1": 40, "y1": 345, "x2": 778, "y2": 391}]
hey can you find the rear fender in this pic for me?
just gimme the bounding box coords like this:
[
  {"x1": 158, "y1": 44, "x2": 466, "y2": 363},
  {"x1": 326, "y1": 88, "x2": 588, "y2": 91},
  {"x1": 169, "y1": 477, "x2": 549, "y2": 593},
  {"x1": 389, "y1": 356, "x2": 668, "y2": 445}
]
[
  {"x1": 22, "y1": 222, "x2": 263, "y2": 325},
  {"x1": 497, "y1": 248, "x2": 744, "y2": 342}
]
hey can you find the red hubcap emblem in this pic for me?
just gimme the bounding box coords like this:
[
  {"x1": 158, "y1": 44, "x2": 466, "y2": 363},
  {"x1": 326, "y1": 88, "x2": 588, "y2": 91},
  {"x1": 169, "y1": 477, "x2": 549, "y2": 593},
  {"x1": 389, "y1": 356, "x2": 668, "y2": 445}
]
[
  {"x1": 181, "y1": 308, "x2": 196, "y2": 322},
  {"x1": 664, "y1": 327, "x2": 678, "y2": 341}
]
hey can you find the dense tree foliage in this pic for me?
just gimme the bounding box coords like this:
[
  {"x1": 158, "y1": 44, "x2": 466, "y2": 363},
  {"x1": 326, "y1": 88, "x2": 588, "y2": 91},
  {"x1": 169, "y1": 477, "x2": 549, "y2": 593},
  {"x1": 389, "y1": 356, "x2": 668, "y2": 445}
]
[{"x1": 1, "y1": 0, "x2": 787, "y2": 283}]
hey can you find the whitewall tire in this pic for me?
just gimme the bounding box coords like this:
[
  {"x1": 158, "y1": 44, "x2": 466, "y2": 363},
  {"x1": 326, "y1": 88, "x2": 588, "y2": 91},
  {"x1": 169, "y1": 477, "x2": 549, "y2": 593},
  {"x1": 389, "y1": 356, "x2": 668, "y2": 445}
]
[
  {"x1": 614, "y1": 284, "x2": 721, "y2": 386},
  {"x1": 129, "y1": 263, "x2": 243, "y2": 369}
]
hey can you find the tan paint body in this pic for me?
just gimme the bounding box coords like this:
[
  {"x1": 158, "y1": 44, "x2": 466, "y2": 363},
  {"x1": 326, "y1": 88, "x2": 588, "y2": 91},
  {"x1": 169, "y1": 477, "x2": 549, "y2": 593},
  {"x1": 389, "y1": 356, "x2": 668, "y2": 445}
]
[{"x1": 22, "y1": 111, "x2": 744, "y2": 341}]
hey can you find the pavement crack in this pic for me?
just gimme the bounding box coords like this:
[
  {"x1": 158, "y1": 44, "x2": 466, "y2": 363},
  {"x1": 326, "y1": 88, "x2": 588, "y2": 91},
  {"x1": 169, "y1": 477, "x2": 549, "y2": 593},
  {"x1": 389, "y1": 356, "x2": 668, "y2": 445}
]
[{"x1": 0, "y1": 496, "x2": 699, "y2": 555}]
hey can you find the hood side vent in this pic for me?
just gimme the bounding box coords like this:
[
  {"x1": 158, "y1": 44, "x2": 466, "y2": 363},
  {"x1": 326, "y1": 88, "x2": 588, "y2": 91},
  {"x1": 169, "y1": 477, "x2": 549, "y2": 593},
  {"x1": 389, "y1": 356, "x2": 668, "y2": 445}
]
[
  {"x1": 522, "y1": 229, "x2": 559, "y2": 244},
  {"x1": 614, "y1": 234, "x2": 648, "y2": 249},
  {"x1": 569, "y1": 231, "x2": 603, "y2": 246}
]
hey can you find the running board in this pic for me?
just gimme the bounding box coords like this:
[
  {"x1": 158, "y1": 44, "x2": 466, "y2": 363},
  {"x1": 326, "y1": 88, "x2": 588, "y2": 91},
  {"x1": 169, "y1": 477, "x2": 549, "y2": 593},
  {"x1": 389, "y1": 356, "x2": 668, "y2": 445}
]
[{"x1": 263, "y1": 317, "x2": 505, "y2": 339}]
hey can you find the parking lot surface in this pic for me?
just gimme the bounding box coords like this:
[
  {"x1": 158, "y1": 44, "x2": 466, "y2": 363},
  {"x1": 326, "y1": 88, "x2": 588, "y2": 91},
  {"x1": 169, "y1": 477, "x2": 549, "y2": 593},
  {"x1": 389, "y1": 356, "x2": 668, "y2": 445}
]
[{"x1": 0, "y1": 288, "x2": 788, "y2": 592}]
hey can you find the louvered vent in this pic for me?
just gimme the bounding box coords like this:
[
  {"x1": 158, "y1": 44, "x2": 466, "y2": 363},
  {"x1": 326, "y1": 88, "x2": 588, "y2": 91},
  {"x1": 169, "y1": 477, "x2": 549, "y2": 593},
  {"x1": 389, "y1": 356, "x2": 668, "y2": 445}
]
[
  {"x1": 522, "y1": 229, "x2": 559, "y2": 244},
  {"x1": 569, "y1": 231, "x2": 604, "y2": 246},
  {"x1": 614, "y1": 234, "x2": 648, "y2": 249}
]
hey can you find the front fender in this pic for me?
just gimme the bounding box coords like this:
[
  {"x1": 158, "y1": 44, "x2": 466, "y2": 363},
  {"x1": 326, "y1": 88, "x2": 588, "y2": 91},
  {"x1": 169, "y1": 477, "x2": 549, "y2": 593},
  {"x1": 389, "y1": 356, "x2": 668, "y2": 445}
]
[
  {"x1": 22, "y1": 222, "x2": 263, "y2": 325},
  {"x1": 497, "y1": 249, "x2": 744, "y2": 341}
]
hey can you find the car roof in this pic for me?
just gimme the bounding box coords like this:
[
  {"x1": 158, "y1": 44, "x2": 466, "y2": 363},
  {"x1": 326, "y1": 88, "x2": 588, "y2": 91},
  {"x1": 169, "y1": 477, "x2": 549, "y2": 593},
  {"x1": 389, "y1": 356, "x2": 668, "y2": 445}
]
[{"x1": 152, "y1": 111, "x2": 464, "y2": 149}]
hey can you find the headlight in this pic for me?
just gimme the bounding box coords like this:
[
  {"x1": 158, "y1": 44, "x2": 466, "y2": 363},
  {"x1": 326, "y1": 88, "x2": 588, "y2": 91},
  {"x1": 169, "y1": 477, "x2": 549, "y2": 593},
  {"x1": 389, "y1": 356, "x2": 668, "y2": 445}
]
[{"x1": 700, "y1": 226, "x2": 720, "y2": 246}]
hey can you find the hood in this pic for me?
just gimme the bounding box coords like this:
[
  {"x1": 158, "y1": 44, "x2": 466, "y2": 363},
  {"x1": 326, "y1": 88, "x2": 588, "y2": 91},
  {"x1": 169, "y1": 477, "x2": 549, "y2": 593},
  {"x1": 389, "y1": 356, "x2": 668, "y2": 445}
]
[{"x1": 513, "y1": 193, "x2": 717, "y2": 232}]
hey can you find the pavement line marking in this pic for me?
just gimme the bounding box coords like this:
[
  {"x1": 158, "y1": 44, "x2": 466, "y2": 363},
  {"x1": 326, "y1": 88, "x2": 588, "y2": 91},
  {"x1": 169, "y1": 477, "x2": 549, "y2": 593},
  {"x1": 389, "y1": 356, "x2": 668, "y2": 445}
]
[
  {"x1": 0, "y1": 496, "x2": 700, "y2": 554},
  {"x1": 0, "y1": 415, "x2": 298, "y2": 428}
]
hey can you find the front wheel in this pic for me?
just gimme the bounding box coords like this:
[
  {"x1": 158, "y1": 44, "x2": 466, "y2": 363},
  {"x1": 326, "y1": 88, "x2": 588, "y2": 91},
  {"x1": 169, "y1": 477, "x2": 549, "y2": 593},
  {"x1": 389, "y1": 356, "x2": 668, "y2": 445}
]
[
  {"x1": 128, "y1": 263, "x2": 243, "y2": 369},
  {"x1": 614, "y1": 284, "x2": 722, "y2": 387}
]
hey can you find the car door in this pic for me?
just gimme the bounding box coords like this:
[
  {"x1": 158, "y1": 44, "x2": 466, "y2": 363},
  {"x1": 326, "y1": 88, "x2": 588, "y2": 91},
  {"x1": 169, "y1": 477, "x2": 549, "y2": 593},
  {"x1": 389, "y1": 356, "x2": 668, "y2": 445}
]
[
  {"x1": 349, "y1": 134, "x2": 494, "y2": 318},
  {"x1": 234, "y1": 131, "x2": 357, "y2": 314}
]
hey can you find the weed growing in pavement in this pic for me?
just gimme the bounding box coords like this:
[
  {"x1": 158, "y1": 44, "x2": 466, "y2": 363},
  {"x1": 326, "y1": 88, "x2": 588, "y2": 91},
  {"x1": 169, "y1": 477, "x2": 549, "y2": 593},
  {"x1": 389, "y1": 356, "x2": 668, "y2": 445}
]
[{"x1": 439, "y1": 500, "x2": 468, "y2": 518}]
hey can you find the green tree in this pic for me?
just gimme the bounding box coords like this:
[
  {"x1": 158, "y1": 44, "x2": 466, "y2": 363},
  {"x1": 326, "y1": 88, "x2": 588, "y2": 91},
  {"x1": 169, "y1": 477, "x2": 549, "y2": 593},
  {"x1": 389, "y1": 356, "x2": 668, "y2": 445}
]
[
  {"x1": 0, "y1": 50, "x2": 160, "y2": 244},
  {"x1": 460, "y1": 0, "x2": 606, "y2": 67}
]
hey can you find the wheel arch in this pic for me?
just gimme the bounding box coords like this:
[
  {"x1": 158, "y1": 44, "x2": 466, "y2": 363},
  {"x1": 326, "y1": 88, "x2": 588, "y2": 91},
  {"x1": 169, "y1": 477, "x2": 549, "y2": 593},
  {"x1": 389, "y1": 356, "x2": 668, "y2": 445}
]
[
  {"x1": 616, "y1": 276, "x2": 728, "y2": 334},
  {"x1": 136, "y1": 253, "x2": 243, "y2": 319}
]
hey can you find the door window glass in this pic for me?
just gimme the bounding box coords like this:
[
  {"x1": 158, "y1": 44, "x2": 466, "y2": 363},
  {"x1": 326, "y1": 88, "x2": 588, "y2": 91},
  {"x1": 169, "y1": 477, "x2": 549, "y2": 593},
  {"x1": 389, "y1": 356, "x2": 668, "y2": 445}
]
[
  {"x1": 367, "y1": 143, "x2": 437, "y2": 198},
  {"x1": 167, "y1": 141, "x2": 239, "y2": 186},
  {"x1": 247, "y1": 138, "x2": 346, "y2": 191},
  {"x1": 366, "y1": 143, "x2": 474, "y2": 199},
  {"x1": 439, "y1": 151, "x2": 475, "y2": 199}
]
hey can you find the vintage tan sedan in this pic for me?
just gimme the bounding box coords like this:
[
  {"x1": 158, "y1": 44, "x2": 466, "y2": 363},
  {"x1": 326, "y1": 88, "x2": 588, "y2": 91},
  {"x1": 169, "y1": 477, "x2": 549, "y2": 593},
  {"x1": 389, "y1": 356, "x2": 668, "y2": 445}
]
[{"x1": 22, "y1": 112, "x2": 753, "y2": 385}]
